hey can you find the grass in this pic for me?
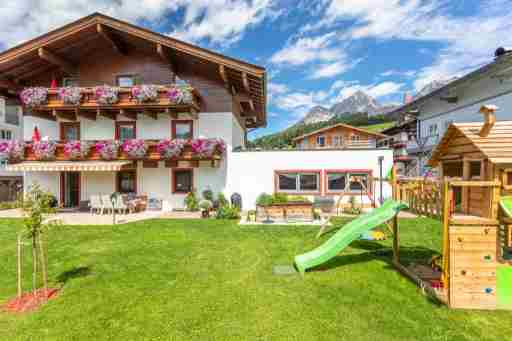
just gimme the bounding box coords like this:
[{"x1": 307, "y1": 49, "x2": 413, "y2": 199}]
[
  {"x1": 1, "y1": 217, "x2": 511, "y2": 340},
  {"x1": 360, "y1": 122, "x2": 395, "y2": 133}
]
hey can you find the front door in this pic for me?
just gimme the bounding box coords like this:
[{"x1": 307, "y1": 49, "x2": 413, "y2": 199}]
[{"x1": 61, "y1": 172, "x2": 80, "y2": 208}]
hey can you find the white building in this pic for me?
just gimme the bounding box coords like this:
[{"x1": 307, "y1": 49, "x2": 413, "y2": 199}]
[{"x1": 0, "y1": 96, "x2": 23, "y2": 201}]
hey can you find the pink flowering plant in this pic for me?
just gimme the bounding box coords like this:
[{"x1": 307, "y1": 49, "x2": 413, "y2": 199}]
[
  {"x1": 95, "y1": 140, "x2": 119, "y2": 160},
  {"x1": 131, "y1": 84, "x2": 159, "y2": 103},
  {"x1": 121, "y1": 139, "x2": 147, "y2": 159},
  {"x1": 20, "y1": 87, "x2": 48, "y2": 107},
  {"x1": 156, "y1": 139, "x2": 185, "y2": 159},
  {"x1": 0, "y1": 140, "x2": 24, "y2": 160},
  {"x1": 63, "y1": 140, "x2": 91, "y2": 159},
  {"x1": 95, "y1": 85, "x2": 119, "y2": 105},
  {"x1": 33, "y1": 141, "x2": 57, "y2": 160},
  {"x1": 191, "y1": 138, "x2": 226, "y2": 158},
  {"x1": 167, "y1": 86, "x2": 193, "y2": 104},
  {"x1": 58, "y1": 87, "x2": 82, "y2": 105}
]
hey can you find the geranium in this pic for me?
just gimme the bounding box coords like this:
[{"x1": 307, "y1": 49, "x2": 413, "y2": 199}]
[
  {"x1": 191, "y1": 138, "x2": 226, "y2": 158},
  {"x1": 33, "y1": 141, "x2": 57, "y2": 160},
  {"x1": 20, "y1": 87, "x2": 48, "y2": 107},
  {"x1": 94, "y1": 85, "x2": 119, "y2": 105},
  {"x1": 58, "y1": 87, "x2": 82, "y2": 105},
  {"x1": 156, "y1": 139, "x2": 185, "y2": 159},
  {"x1": 63, "y1": 140, "x2": 90, "y2": 159},
  {"x1": 95, "y1": 141, "x2": 119, "y2": 160},
  {"x1": 167, "y1": 86, "x2": 193, "y2": 104},
  {"x1": 121, "y1": 139, "x2": 147, "y2": 159},
  {"x1": 131, "y1": 85, "x2": 159, "y2": 103},
  {"x1": 0, "y1": 140, "x2": 24, "y2": 160}
]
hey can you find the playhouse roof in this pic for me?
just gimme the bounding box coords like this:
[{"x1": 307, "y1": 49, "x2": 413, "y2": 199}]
[{"x1": 429, "y1": 121, "x2": 512, "y2": 166}]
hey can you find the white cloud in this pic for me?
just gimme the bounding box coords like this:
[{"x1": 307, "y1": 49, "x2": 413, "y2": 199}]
[
  {"x1": 309, "y1": 58, "x2": 362, "y2": 79},
  {"x1": 380, "y1": 69, "x2": 416, "y2": 78},
  {"x1": 335, "y1": 81, "x2": 404, "y2": 101},
  {"x1": 268, "y1": 82, "x2": 289, "y2": 95}
]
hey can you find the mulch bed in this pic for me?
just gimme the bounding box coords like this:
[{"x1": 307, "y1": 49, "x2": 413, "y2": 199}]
[{"x1": 3, "y1": 288, "x2": 60, "y2": 313}]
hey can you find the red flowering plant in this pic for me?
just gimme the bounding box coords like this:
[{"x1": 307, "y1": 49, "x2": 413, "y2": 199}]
[
  {"x1": 95, "y1": 141, "x2": 119, "y2": 160},
  {"x1": 131, "y1": 85, "x2": 159, "y2": 103},
  {"x1": 121, "y1": 139, "x2": 147, "y2": 159},
  {"x1": 156, "y1": 139, "x2": 185, "y2": 159},
  {"x1": 0, "y1": 140, "x2": 24, "y2": 161},
  {"x1": 190, "y1": 138, "x2": 226, "y2": 158},
  {"x1": 94, "y1": 85, "x2": 119, "y2": 105},
  {"x1": 58, "y1": 87, "x2": 82, "y2": 105},
  {"x1": 167, "y1": 86, "x2": 193, "y2": 104},
  {"x1": 20, "y1": 87, "x2": 48, "y2": 107},
  {"x1": 63, "y1": 140, "x2": 91, "y2": 160},
  {"x1": 32, "y1": 141, "x2": 57, "y2": 160}
]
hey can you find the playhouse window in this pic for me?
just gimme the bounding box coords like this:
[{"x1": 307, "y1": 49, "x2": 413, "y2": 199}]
[
  {"x1": 470, "y1": 161, "x2": 481, "y2": 179},
  {"x1": 277, "y1": 172, "x2": 320, "y2": 193}
]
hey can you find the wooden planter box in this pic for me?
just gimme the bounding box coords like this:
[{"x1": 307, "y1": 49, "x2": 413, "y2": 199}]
[{"x1": 256, "y1": 202, "x2": 313, "y2": 222}]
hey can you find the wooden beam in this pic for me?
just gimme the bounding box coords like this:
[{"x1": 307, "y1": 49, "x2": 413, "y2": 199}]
[
  {"x1": 156, "y1": 43, "x2": 176, "y2": 80},
  {"x1": 242, "y1": 72, "x2": 250, "y2": 92},
  {"x1": 14, "y1": 65, "x2": 56, "y2": 83},
  {"x1": 97, "y1": 109, "x2": 116, "y2": 120},
  {"x1": 142, "y1": 109, "x2": 158, "y2": 120},
  {"x1": 76, "y1": 109, "x2": 96, "y2": 121},
  {"x1": 0, "y1": 79, "x2": 20, "y2": 91},
  {"x1": 37, "y1": 48, "x2": 76, "y2": 75},
  {"x1": 96, "y1": 24, "x2": 126, "y2": 55},
  {"x1": 120, "y1": 109, "x2": 137, "y2": 120},
  {"x1": 219, "y1": 65, "x2": 229, "y2": 87},
  {"x1": 54, "y1": 109, "x2": 76, "y2": 121}
]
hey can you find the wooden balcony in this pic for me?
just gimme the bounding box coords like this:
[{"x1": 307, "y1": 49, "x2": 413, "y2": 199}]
[{"x1": 26, "y1": 86, "x2": 201, "y2": 121}]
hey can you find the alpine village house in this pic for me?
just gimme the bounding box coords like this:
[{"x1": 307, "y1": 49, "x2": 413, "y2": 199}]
[{"x1": 0, "y1": 13, "x2": 265, "y2": 209}]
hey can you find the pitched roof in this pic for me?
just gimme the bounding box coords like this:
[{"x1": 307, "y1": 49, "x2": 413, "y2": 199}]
[
  {"x1": 292, "y1": 122, "x2": 387, "y2": 142},
  {"x1": 0, "y1": 12, "x2": 267, "y2": 127},
  {"x1": 429, "y1": 120, "x2": 512, "y2": 166}
]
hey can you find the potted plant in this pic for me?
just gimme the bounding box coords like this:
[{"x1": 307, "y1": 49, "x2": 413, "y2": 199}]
[
  {"x1": 0, "y1": 140, "x2": 24, "y2": 161},
  {"x1": 63, "y1": 140, "x2": 90, "y2": 159},
  {"x1": 94, "y1": 85, "x2": 119, "y2": 105},
  {"x1": 191, "y1": 138, "x2": 226, "y2": 158},
  {"x1": 20, "y1": 87, "x2": 48, "y2": 107},
  {"x1": 121, "y1": 139, "x2": 147, "y2": 159},
  {"x1": 184, "y1": 190, "x2": 199, "y2": 212},
  {"x1": 58, "y1": 87, "x2": 82, "y2": 105},
  {"x1": 32, "y1": 141, "x2": 57, "y2": 160},
  {"x1": 131, "y1": 84, "x2": 159, "y2": 103},
  {"x1": 167, "y1": 86, "x2": 193, "y2": 104},
  {"x1": 199, "y1": 199, "x2": 213, "y2": 218},
  {"x1": 95, "y1": 141, "x2": 119, "y2": 160},
  {"x1": 156, "y1": 139, "x2": 185, "y2": 159}
]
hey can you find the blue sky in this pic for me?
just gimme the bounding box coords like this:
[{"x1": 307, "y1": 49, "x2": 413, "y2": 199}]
[{"x1": 1, "y1": 0, "x2": 512, "y2": 138}]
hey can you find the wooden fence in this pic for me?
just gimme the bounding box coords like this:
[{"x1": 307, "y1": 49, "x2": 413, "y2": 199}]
[{"x1": 395, "y1": 177, "x2": 443, "y2": 219}]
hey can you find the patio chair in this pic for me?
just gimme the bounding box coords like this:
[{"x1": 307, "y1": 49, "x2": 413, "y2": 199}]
[
  {"x1": 116, "y1": 195, "x2": 131, "y2": 215},
  {"x1": 101, "y1": 194, "x2": 115, "y2": 215},
  {"x1": 90, "y1": 195, "x2": 104, "y2": 215}
]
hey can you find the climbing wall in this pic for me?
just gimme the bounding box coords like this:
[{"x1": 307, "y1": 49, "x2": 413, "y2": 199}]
[{"x1": 449, "y1": 224, "x2": 498, "y2": 310}]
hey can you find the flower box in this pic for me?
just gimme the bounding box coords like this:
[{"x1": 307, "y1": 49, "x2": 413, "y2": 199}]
[
  {"x1": 131, "y1": 85, "x2": 159, "y2": 103},
  {"x1": 167, "y1": 86, "x2": 193, "y2": 104},
  {"x1": 95, "y1": 141, "x2": 119, "y2": 160},
  {"x1": 32, "y1": 141, "x2": 57, "y2": 160},
  {"x1": 121, "y1": 139, "x2": 147, "y2": 159},
  {"x1": 20, "y1": 87, "x2": 48, "y2": 107},
  {"x1": 190, "y1": 138, "x2": 226, "y2": 158},
  {"x1": 0, "y1": 140, "x2": 24, "y2": 161},
  {"x1": 63, "y1": 140, "x2": 91, "y2": 159},
  {"x1": 256, "y1": 202, "x2": 313, "y2": 222},
  {"x1": 95, "y1": 85, "x2": 119, "y2": 105},
  {"x1": 156, "y1": 139, "x2": 186, "y2": 159},
  {"x1": 58, "y1": 87, "x2": 82, "y2": 105}
]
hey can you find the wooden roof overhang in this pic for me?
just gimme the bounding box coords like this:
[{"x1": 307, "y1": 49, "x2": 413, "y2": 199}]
[
  {"x1": 429, "y1": 121, "x2": 512, "y2": 167},
  {"x1": 0, "y1": 12, "x2": 267, "y2": 128}
]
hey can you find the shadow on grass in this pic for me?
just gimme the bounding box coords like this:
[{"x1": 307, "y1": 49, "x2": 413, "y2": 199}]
[{"x1": 56, "y1": 266, "x2": 92, "y2": 285}]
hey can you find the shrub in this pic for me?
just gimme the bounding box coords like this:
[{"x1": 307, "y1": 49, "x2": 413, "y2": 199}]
[
  {"x1": 202, "y1": 189, "x2": 214, "y2": 201},
  {"x1": 185, "y1": 191, "x2": 199, "y2": 211},
  {"x1": 272, "y1": 193, "x2": 288, "y2": 204},
  {"x1": 256, "y1": 193, "x2": 274, "y2": 206},
  {"x1": 215, "y1": 205, "x2": 240, "y2": 220},
  {"x1": 217, "y1": 193, "x2": 229, "y2": 208},
  {"x1": 199, "y1": 199, "x2": 213, "y2": 211},
  {"x1": 288, "y1": 195, "x2": 311, "y2": 203}
]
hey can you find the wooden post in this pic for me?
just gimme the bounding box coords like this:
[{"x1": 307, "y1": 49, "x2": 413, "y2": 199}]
[
  {"x1": 441, "y1": 177, "x2": 451, "y2": 299},
  {"x1": 17, "y1": 234, "x2": 22, "y2": 298},
  {"x1": 462, "y1": 159, "x2": 470, "y2": 214},
  {"x1": 32, "y1": 235, "x2": 38, "y2": 294},
  {"x1": 392, "y1": 215, "x2": 399, "y2": 263},
  {"x1": 38, "y1": 232, "x2": 48, "y2": 297}
]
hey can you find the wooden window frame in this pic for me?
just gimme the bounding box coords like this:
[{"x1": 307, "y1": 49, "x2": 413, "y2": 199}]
[
  {"x1": 324, "y1": 169, "x2": 373, "y2": 196},
  {"x1": 60, "y1": 122, "x2": 80, "y2": 141},
  {"x1": 172, "y1": 120, "x2": 194, "y2": 140},
  {"x1": 274, "y1": 170, "x2": 322, "y2": 195},
  {"x1": 172, "y1": 168, "x2": 194, "y2": 194},
  {"x1": 316, "y1": 135, "x2": 325, "y2": 148},
  {"x1": 115, "y1": 121, "x2": 137, "y2": 140},
  {"x1": 115, "y1": 74, "x2": 137, "y2": 87}
]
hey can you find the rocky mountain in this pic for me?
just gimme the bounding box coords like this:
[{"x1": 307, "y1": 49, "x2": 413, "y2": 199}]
[
  {"x1": 414, "y1": 78, "x2": 458, "y2": 99},
  {"x1": 299, "y1": 90, "x2": 398, "y2": 125}
]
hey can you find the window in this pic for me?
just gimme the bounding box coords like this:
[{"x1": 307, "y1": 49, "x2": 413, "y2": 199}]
[
  {"x1": 351, "y1": 135, "x2": 360, "y2": 142},
  {"x1": 349, "y1": 173, "x2": 369, "y2": 191},
  {"x1": 327, "y1": 172, "x2": 347, "y2": 192},
  {"x1": 316, "y1": 135, "x2": 325, "y2": 147},
  {"x1": 116, "y1": 75, "x2": 136, "y2": 87},
  {"x1": 276, "y1": 172, "x2": 320, "y2": 193},
  {"x1": 326, "y1": 171, "x2": 371, "y2": 193},
  {"x1": 60, "y1": 122, "x2": 80, "y2": 141},
  {"x1": 172, "y1": 120, "x2": 193, "y2": 140},
  {"x1": 63, "y1": 78, "x2": 79, "y2": 87},
  {"x1": 428, "y1": 124, "x2": 438, "y2": 137},
  {"x1": 117, "y1": 170, "x2": 136, "y2": 194},
  {"x1": 115, "y1": 121, "x2": 136, "y2": 141},
  {"x1": 333, "y1": 135, "x2": 343, "y2": 147},
  {"x1": 470, "y1": 161, "x2": 481, "y2": 179},
  {"x1": 444, "y1": 120, "x2": 453, "y2": 130},
  {"x1": 0, "y1": 130, "x2": 12, "y2": 140},
  {"x1": 173, "y1": 169, "x2": 193, "y2": 193}
]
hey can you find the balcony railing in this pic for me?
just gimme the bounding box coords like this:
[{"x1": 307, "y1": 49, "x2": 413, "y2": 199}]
[{"x1": 299, "y1": 139, "x2": 377, "y2": 149}]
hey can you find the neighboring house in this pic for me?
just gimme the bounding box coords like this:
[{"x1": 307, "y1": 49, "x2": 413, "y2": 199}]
[
  {"x1": 293, "y1": 123, "x2": 386, "y2": 149},
  {"x1": 377, "y1": 118, "x2": 417, "y2": 176},
  {"x1": 0, "y1": 13, "x2": 393, "y2": 210},
  {"x1": 388, "y1": 48, "x2": 512, "y2": 176},
  {"x1": 0, "y1": 96, "x2": 23, "y2": 201}
]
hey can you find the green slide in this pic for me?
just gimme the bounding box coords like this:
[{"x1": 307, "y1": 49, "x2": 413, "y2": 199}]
[
  {"x1": 294, "y1": 200, "x2": 407, "y2": 275},
  {"x1": 499, "y1": 196, "x2": 512, "y2": 217}
]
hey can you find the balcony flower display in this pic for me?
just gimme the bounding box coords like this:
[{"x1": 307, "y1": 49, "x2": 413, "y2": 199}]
[
  {"x1": 94, "y1": 85, "x2": 119, "y2": 105},
  {"x1": 191, "y1": 138, "x2": 226, "y2": 158},
  {"x1": 131, "y1": 84, "x2": 159, "y2": 103},
  {"x1": 95, "y1": 140, "x2": 119, "y2": 160},
  {"x1": 156, "y1": 139, "x2": 185, "y2": 159},
  {"x1": 20, "y1": 87, "x2": 48, "y2": 107},
  {"x1": 167, "y1": 86, "x2": 193, "y2": 104},
  {"x1": 121, "y1": 139, "x2": 147, "y2": 159},
  {"x1": 0, "y1": 140, "x2": 24, "y2": 160},
  {"x1": 33, "y1": 140, "x2": 57, "y2": 160},
  {"x1": 58, "y1": 87, "x2": 82, "y2": 105},
  {"x1": 63, "y1": 140, "x2": 91, "y2": 159}
]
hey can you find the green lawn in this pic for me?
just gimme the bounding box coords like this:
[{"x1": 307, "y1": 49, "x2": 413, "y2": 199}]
[
  {"x1": 359, "y1": 122, "x2": 395, "y2": 133},
  {"x1": 1, "y1": 217, "x2": 511, "y2": 340}
]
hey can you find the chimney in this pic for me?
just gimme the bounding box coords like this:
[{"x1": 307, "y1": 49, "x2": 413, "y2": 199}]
[{"x1": 479, "y1": 105, "x2": 498, "y2": 137}]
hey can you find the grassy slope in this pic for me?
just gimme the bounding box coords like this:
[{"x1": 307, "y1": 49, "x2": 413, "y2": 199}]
[
  {"x1": 1, "y1": 217, "x2": 511, "y2": 340},
  {"x1": 359, "y1": 122, "x2": 395, "y2": 133}
]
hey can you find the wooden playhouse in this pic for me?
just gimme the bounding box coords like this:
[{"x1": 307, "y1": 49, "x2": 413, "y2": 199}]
[{"x1": 392, "y1": 106, "x2": 512, "y2": 310}]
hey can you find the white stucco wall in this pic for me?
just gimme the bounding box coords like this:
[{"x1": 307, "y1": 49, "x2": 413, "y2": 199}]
[
  {"x1": 80, "y1": 117, "x2": 115, "y2": 140},
  {"x1": 23, "y1": 116, "x2": 58, "y2": 140},
  {"x1": 137, "y1": 114, "x2": 171, "y2": 139},
  {"x1": 23, "y1": 172, "x2": 60, "y2": 200},
  {"x1": 226, "y1": 149, "x2": 394, "y2": 210},
  {"x1": 81, "y1": 172, "x2": 116, "y2": 201}
]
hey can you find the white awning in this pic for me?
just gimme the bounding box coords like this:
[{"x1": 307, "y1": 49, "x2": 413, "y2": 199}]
[{"x1": 6, "y1": 161, "x2": 132, "y2": 172}]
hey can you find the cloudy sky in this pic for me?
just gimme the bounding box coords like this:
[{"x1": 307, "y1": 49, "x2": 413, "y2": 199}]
[{"x1": 1, "y1": 0, "x2": 512, "y2": 137}]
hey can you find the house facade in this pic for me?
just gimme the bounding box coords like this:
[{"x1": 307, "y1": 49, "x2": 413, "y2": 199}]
[
  {"x1": 293, "y1": 123, "x2": 386, "y2": 149},
  {"x1": 387, "y1": 49, "x2": 512, "y2": 176}
]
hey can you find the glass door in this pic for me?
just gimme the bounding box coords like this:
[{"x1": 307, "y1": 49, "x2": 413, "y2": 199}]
[{"x1": 61, "y1": 172, "x2": 80, "y2": 208}]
